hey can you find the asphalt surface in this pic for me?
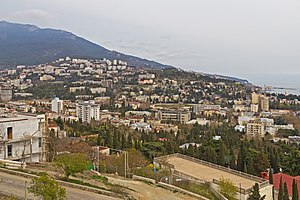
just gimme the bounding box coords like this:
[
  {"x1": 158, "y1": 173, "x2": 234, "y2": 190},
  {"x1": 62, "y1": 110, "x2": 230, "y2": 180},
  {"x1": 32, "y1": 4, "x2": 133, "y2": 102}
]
[{"x1": 0, "y1": 171, "x2": 120, "y2": 200}]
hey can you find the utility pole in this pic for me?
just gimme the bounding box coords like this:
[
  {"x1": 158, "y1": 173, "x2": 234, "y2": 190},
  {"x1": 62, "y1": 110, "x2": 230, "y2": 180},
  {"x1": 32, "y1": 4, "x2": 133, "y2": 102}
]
[
  {"x1": 25, "y1": 181, "x2": 27, "y2": 200},
  {"x1": 96, "y1": 146, "x2": 99, "y2": 172},
  {"x1": 124, "y1": 151, "x2": 127, "y2": 178}
]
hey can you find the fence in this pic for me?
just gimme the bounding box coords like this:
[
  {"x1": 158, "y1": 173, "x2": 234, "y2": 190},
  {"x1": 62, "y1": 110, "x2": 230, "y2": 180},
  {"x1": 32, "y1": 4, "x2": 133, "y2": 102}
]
[
  {"x1": 154, "y1": 153, "x2": 269, "y2": 189},
  {"x1": 0, "y1": 159, "x2": 26, "y2": 169},
  {"x1": 210, "y1": 182, "x2": 228, "y2": 200}
]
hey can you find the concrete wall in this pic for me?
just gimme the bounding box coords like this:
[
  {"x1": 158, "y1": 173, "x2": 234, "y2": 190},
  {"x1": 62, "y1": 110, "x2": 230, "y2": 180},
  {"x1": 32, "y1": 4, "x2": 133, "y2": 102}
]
[{"x1": 0, "y1": 115, "x2": 43, "y2": 162}]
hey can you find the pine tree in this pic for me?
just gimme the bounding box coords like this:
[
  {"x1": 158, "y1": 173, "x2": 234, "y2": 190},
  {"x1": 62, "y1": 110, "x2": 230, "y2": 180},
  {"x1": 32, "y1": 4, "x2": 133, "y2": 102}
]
[
  {"x1": 278, "y1": 177, "x2": 283, "y2": 200},
  {"x1": 283, "y1": 182, "x2": 290, "y2": 200},
  {"x1": 248, "y1": 183, "x2": 266, "y2": 200},
  {"x1": 292, "y1": 179, "x2": 299, "y2": 200}
]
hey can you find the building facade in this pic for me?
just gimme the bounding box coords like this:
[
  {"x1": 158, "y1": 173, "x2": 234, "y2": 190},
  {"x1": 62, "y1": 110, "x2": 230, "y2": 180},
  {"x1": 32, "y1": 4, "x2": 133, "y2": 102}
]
[
  {"x1": 51, "y1": 97, "x2": 63, "y2": 113},
  {"x1": 155, "y1": 109, "x2": 191, "y2": 123},
  {"x1": 0, "y1": 113, "x2": 45, "y2": 163},
  {"x1": 76, "y1": 101, "x2": 101, "y2": 123},
  {"x1": 246, "y1": 121, "x2": 265, "y2": 137}
]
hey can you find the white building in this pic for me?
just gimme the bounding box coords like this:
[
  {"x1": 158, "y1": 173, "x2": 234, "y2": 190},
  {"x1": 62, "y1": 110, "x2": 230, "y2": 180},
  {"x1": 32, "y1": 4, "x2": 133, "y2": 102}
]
[
  {"x1": 0, "y1": 113, "x2": 45, "y2": 163},
  {"x1": 76, "y1": 101, "x2": 101, "y2": 123},
  {"x1": 51, "y1": 97, "x2": 63, "y2": 113}
]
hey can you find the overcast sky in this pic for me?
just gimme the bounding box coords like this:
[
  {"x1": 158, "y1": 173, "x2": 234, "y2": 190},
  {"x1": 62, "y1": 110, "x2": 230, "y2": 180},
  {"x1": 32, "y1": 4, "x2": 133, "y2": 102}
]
[{"x1": 1, "y1": 0, "x2": 300, "y2": 85}]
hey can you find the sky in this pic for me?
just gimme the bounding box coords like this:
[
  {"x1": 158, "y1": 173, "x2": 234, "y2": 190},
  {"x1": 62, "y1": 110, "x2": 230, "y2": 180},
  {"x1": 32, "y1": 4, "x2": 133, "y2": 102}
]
[{"x1": 1, "y1": 0, "x2": 300, "y2": 86}]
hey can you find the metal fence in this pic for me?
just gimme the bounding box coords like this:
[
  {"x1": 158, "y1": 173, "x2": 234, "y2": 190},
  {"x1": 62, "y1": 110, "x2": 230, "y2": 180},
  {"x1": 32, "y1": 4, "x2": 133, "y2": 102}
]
[{"x1": 154, "y1": 153, "x2": 270, "y2": 191}]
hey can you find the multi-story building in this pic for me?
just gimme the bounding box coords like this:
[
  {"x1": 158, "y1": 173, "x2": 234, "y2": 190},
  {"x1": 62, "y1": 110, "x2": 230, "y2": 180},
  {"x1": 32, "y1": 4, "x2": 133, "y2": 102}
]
[
  {"x1": 246, "y1": 120, "x2": 265, "y2": 137},
  {"x1": 193, "y1": 104, "x2": 221, "y2": 114},
  {"x1": 76, "y1": 101, "x2": 101, "y2": 123},
  {"x1": 251, "y1": 92, "x2": 260, "y2": 104},
  {"x1": 51, "y1": 97, "x2": 63, "y2": 113},
  {"x1": 0, "y1": 86, "x2": 12, "y2": 102},
  {"x1": 155, "y1": 109, "x2": 191, "y2": 124},
  {"x1": 0, "y1": 113, "x2": 45, "y2": 163},
  {"x1": 260, "y1": 95, "x2": 269, "y2": 111},
  {"x1": 251, "y1": 92, "x2": 269, "y2": 112}
]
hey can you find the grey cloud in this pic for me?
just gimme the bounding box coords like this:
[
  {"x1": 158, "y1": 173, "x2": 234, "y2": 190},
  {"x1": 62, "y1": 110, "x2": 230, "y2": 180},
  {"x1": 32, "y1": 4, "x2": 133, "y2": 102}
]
[{"x1": 6, "y1": 9, "x2": 56, "y2": 25}]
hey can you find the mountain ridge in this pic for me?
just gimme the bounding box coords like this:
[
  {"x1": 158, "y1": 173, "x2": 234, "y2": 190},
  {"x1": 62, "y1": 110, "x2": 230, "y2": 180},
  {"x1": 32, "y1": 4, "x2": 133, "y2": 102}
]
[
  {"x1": 0, "y1": 21, "x2": 249, "y2": 84},
  {"x1": 0, "y1": 21, "x2": 173, "y2": 69}
]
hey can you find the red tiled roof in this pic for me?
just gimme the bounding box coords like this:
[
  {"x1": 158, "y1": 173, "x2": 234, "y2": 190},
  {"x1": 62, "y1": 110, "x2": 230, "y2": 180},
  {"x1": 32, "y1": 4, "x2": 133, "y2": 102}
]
[{"x1": 273, "y1": 172, "x2": 300, "y2": 197}]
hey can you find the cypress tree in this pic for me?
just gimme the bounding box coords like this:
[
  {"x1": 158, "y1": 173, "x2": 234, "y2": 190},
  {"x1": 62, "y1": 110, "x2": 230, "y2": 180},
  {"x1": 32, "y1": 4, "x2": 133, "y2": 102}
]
[
  {"x1": 269, "y1": 168, "x2": 273, "y2": 184},
  {"x1": 292, "y1": 179, "x2": 299, "y2": 200},
  {"x1": 248, "y1": 183, "x2": 266, "y2": 200},
  {"x1": 229, "y1": 148, "x2": 236, "y2": 169},
  {"x1": 113, "y1": 130, "x2": 118, "y2": 149},
  {"x1": 97, "y1": 133, "x2": 101, "y2": 145},
  {"x1": 121, "y1": 134, "x2": 127, "y2": 149},
  {"x1": 127, "y1": 134, "x2": 133, "y2": 148},
  {"x1": 283, "y1": 182, "x2": 290, "y2": 200},
  {"x1": 217, "y1": 141, "x2": 226, "y2": 166},
  {"x1": 105, "y1": 130, "x2": 112, "y2": 148},
  {"x1": 278, "y1": 177, "x2": 283, "y2": 200}
]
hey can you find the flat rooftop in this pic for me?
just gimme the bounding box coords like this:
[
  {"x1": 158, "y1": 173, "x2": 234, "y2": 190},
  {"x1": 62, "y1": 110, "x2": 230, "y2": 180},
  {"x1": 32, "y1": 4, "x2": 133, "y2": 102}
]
[
  {"x1": 159, "y1": 154, "x2": 266, "y2": 190},
  {"x1": 0, "y1": 113, "x2": 44, "y2": 123}
]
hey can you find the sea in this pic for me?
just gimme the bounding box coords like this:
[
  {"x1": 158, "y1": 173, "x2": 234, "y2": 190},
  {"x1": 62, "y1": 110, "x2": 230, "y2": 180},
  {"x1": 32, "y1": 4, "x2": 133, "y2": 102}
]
[{"x1": 245, "y1": 74, "x2": 300, "y2": 96}]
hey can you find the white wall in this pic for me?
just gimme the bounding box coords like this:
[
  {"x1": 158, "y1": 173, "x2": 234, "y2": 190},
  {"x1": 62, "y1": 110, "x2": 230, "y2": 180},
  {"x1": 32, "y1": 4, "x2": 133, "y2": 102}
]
[{"x1": 0, "y1": 115, "x2": 43, "y2": 162}]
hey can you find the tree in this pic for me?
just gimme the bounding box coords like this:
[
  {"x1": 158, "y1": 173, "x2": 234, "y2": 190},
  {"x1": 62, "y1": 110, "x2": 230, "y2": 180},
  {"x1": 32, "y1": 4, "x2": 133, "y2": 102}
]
[
  {"x1": 127, "y1": 148, "x2": 148, "y2": 169},
  {"x1": 248, "y1": 183, "x2": 266, "y2": 200},
  {"x1": 127, "y1": 134, "x2": 133, "y2": 148},
  {"x1": 292, "y1": 179, "x2": 299, "y2": 200},
  {"x1": 219, "y1": 176, "x2": 237, "y2": 200},
  {"x1": 283, "y1": 182, "x2": 290, "y2": 200},
  {"x1": 269, "y1": 168, "x2": 273, "y2": 184},
  {"x1": 28, "y1": 174, "x2": 66, "y2": 200},
  {"x1": 55, "y1": 153, "x2": 88, "y2": 179},
  {"x1": 217, "y1": 141, "x2": 227, "y2": 166},
  {"x1": 278, "y1": 177, "x2": 283, "y2": 200}
]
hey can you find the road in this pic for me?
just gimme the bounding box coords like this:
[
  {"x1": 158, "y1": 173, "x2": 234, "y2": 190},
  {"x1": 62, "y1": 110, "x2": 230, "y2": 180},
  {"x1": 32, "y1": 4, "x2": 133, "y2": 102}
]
[{"x1": 0, "y1": 172, "x2": 120, "y2": 200}]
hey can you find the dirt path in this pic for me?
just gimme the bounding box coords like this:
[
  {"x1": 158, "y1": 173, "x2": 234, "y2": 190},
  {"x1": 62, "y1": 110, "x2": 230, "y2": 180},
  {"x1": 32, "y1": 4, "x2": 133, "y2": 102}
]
[{"x1": 106, "y1": 174, "x2": 198, "y2": 200}]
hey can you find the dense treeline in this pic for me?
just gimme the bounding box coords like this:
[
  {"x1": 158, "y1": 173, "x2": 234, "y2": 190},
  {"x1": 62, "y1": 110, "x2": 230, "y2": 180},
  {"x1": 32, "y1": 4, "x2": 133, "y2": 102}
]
[{"x1": 54, "y1": 117, "x2": 300, "y2": 177}]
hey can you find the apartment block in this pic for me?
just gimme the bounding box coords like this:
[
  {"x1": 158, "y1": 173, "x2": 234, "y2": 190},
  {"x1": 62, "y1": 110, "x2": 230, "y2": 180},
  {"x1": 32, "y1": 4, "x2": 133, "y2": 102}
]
[
  {"x1": 51, "y1": 97, "x2": 63, "y2": 113},
  {"x1": 246, "y1": 121, "x2": 265, "y2": 137},
  {"x1": 155, "y1": 109, "x2": 191, "y2": 123},
  {"x1": 76, "y1": 101, "x2": 101, "y2": 123}
]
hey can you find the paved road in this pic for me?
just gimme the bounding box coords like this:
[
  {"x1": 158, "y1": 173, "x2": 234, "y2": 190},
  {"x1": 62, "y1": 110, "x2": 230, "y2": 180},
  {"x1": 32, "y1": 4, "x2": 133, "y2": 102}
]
[{"x1": 0, "y1": 172, "x2": 120, "y2": 200}]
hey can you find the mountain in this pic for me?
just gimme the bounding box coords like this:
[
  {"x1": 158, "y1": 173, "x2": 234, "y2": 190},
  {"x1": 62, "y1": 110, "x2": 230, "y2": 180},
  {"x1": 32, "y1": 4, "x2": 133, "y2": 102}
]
[
  {"x1": 0, "y1": 21, "x2": 173, "y2": 69},
  {"x1": 206, "y1": 74, "x2": 249, "y2": 84}
]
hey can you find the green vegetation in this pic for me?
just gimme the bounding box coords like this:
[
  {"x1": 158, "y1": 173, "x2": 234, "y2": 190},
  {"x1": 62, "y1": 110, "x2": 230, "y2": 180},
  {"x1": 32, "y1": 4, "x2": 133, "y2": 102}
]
[
  {"x1": 248, "y1": 183, "x2": 265, "y2": 200},
  {"x1": 174, "y1": 181, "x2": 218, "y2": 200},
  {"x1": 219, "y1": 177, "x2": 237, "y2": 200},
  {"x1": 292, "y1": 179, "x2": 299, "y2": 200},
  {"x1": 55, "y1": 153, "x2": 88, "y2": 179},
  {"x1": 28, "y1": 174, "x2": 66, "y2": 200}
]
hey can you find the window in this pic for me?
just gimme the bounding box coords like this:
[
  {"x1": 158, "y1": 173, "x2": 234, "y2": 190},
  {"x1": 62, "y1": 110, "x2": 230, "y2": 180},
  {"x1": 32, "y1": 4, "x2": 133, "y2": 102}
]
[
  {"x1": 38, "y1": 138, "x2": 42, "y2": 148},
  {"x1": 7, "y1": 145, "x2": 12, "y2": 157},
  {"x1": 7, "y1": 127, "x2": 12, "y2": 140}
]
